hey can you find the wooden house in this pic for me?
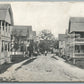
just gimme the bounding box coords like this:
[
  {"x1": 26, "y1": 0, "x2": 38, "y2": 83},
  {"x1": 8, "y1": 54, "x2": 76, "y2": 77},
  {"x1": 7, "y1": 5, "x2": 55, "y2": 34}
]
[
  {"x1": 58, "y1": 34, "x2": 66, "y2": 57},
  {"x1": 0, "y1": 4, "x2": 14, "y2": 64},
  {"x1": 11, "y1": 25, "x2": 32, "y2": 54},
  {"x1": 65, "y1": 17, "x2": 84, "y2": 64}
]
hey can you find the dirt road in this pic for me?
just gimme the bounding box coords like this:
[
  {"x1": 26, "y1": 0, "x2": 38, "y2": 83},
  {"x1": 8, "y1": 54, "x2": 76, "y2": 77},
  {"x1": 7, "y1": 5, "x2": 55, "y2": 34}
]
[
  {"x1": 0, "y1": 54, "x2": 84, "y2": 82},
  {"x1": 13, "y1": 54, "x2": 84, "y2": 82}
]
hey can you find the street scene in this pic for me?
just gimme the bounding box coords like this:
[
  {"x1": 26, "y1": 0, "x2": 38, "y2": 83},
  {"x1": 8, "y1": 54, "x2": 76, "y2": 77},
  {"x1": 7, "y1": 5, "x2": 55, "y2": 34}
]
[
  {"x1": 0, "y1": 2, "x2": 84, "y2": 82},
  {"x1": 1, "y1": 54, "x2": 84, "y2": 82}
]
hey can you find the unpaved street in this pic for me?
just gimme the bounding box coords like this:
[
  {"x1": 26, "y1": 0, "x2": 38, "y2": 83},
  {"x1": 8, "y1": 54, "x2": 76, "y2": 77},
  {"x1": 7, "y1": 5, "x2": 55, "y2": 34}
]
[
  {"x1": 13, "y1": 54, "x2": 84, "y2": 82},
  {"x1": 1, "y1": 54, "x2": 84, "y2": 82}
]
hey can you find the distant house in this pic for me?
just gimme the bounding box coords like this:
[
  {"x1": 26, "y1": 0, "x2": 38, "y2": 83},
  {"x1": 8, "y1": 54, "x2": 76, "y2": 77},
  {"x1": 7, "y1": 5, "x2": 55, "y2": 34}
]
[
  {"x1": 32, "y1": 31, "x2": 36, "y2": 37},
  {"x1": 11, "y1": 25, "x2": 32, "y2": 53},
  {"x1": 0, "y1": 4, "x2": 14, "y2": 64},
  {"x1": 66, "y1": 17, "x2": 84, "y2": 64},
  {"x1": 58, "y1": 34, "x2": 66, "y2": 57},
  {"x1": 32, "y1": 31, "x2": 36, "y2": 41}
]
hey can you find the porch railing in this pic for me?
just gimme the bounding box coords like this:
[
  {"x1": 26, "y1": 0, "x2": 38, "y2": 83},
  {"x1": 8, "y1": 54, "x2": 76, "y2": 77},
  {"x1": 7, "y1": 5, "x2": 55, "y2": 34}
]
[
  {"x1": 75, "y1": 53, "x2": 84, "y2": 56},
  {"x1": 75, "y1": 38, "x2": 84, "y2": 41}
]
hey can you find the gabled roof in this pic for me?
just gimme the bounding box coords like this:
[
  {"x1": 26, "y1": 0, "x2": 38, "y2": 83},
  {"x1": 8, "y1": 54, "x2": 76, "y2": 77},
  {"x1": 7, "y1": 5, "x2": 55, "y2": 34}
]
[
  {"x1": 12, "y1": 25, "x2": 32, "y2": 36},
  {"x1": 0, "y1": 4, "x2": 14, "y2": 25},
  {"x1": 70, "y1": 17, "x2": 84, "y2": 23},
  {"x1": 68, "y1": 17, "x2": 84, "y2": 33},
  {"x1": 58, "y1": 34, "x2": 66, "y2": 41}
]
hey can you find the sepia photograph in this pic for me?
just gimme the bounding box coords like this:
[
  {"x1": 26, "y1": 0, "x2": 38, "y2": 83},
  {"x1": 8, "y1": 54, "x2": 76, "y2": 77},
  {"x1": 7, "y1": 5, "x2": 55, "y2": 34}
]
[{"x1": 0, "y1": 1, "x2": 84, "y2": 82}]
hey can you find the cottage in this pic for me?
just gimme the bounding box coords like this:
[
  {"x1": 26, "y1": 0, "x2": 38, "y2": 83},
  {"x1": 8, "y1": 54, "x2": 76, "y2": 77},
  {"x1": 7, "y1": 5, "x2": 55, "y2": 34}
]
[
  {"x1": 58, "y1": 34, "x2": 66, "y2": 57},
  {"x1": 66, "y1": 17, "x2": 84, "y2": 64},
  {"x1": 32, "y1": 31, "x2": 36, "y2": 42},
  {"x1": 11, "y1": 25, "x2": 32, "y2": 54},
  {"x1": 0, "y1": 4, "x2": 14, "y2": 64}
]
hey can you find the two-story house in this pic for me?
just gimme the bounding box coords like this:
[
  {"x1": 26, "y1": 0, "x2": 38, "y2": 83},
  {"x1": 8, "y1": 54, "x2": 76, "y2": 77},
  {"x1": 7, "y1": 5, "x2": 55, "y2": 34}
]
[
  {"x1": 11, "y1": 25, "x2": 32, "y2": 54},
  {"x1": 66, "y1": 17, "x2": 84, "y2": 64},
  {"x1": 0, "y1": 4, "x2": 14, "y2": 64}
]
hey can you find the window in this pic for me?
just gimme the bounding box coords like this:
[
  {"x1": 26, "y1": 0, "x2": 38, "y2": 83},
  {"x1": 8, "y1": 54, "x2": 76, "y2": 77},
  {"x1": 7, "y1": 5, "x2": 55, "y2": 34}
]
[
  {"x1": 9, "y1": 24, "x2": 10, "y2": 32},
  {"x1": 21, "y1": 46, "x2": 24, "y2": 52},
  {"x1": 11, "y1": 35, "x2": 13, "y2": 40},
  {"x1": 8, "y1": 43, "x2": 10, "y2": 51},
  {"x1": 6, "y1": 23, "x2": 7, "y2": 32},
  {"x1": 1, "y1": 41, "x2": 3, "y2": 52},
  {"x1": 2, "y1": 22, "x2": 4, "y2": 31},
  {"x1": 5, "y1": 44, "x2": 7, "y2": 51},
  {"x1": 75, "y1": 45, "x2": 80, "y2": 53},
  {"x1": 0, "y1": 21, "x2": 1, "y2": 30},
  {"x1": 81, "y1": 33, "x2": 84, "y2": 38}
]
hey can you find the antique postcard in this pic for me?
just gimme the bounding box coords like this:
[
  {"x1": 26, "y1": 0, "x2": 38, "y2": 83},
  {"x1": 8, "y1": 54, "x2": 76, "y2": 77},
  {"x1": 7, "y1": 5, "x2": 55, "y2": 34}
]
[{"x1": 0, "y1": 1, "x2": 84, "y2": 82}]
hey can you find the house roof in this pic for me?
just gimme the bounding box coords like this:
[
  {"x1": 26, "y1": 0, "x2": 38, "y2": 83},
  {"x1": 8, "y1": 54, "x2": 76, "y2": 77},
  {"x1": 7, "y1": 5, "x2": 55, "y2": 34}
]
[
  {"x1": 0, "y1": 4, "x2": 14, "y2": 25},
  {"x1": 70, "y1": 17, "x2": 84, "y2": 23},
  {"x1": 58, "y1": 34, "x2": 66, "y2": 41},
  {"x1": 68, "y1": 17, "x2": 84, "y2": 33},
  {"x1": 12, "y1": 25, "x2": 32, "y2": 36}
]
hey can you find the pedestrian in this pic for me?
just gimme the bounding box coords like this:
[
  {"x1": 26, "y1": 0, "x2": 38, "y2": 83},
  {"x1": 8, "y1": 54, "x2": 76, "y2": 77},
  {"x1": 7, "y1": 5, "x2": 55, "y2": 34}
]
[
  {"x1": 44, "y1": 50, "x2": 48, "y2": 56},
  {"x1": 28, "y1": 41, "x2": 34, "y2": 58}
]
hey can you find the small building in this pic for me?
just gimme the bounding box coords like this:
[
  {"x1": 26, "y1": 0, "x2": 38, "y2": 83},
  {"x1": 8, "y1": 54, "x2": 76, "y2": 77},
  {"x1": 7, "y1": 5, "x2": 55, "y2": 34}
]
[
  {"x1": 0, "y1": 4, "x2": 14, "y2": 64},
  {"x1": 66, "y1": 17, "x2": 84, "y2": 64},
  {"x1": 58, "y1": 34, "x2": 66, "y2": 57},
  {"x1": 32, "y1": 31, "x2": 36, "y2": 42},
  {"x1": 11, "y1": 25, "x2": 32, "y2": 54}
]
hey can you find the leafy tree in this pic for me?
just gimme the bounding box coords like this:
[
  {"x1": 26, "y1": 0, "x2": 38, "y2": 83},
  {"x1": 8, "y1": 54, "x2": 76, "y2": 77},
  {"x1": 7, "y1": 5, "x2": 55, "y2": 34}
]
[
  {"x1": 53, "y1": 40, "x2": 59, "y2": 49},
  {"x1": 39, "y1": 29, "x2": 54, "y2": 40},
  {"x1": 38, "y1": 29, "x2": 55, "y2": 53}
]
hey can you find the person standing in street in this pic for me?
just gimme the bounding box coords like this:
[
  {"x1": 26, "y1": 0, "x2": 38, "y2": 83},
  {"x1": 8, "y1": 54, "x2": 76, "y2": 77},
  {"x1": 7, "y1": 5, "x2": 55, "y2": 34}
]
[
  {"x1": 44, "y1": 50, "x2": 48, "y2": 56},
  {"x1": 28, "y1": 40, "x2": 34, "y2": 58}
]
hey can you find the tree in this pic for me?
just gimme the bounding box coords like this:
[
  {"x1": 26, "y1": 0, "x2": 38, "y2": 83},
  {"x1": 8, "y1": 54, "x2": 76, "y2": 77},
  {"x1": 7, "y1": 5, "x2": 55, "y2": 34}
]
[
  {"x1": 38, "y1": 29, "x2": 55, "y2": 53},
  {"x1": 53, "y1": 40, "x2": 59, "y2": 49},
  {"x1": 39, "y1": 29, "x2": 54, "y2": 40}
]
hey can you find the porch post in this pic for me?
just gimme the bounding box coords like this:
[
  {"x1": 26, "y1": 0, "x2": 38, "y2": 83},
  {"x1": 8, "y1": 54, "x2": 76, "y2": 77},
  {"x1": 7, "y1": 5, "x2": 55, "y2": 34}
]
[
  {"x1": 73, "y1": 59, "x2": 76, "y2": 64},
  {"x1": 1, "y1": 21, "x2": 2, "y2": 31},
  {"x1": 73, "y1": 34, "x2": 76, "y2": 64},
  {"x1": 6, "y1": 22, "x2": 7, "y2": 32},
  {"x1": 4, "y1": 22, "x2": 6, "y2": 30}
]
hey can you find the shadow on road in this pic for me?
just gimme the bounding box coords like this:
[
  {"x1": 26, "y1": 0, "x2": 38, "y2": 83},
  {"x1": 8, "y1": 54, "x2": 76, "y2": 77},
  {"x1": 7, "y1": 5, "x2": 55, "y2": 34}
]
[
  {"x1": 52, "y1": 55, "x2": 83, "y2": 69},
  {"x1": 75, "y1": 61, "x2": 84, "y2": 69},
  {"x1": 0, "y1": 63, "x2": 13, "y2": 74},
  {"x1": 64, "y1": 59, "x2": 84, "y2": 69},
  {"x1": 51, "y1": 56, "x2": 58, "y2": 60},
  {"x1": 0, "y1": 55, "x2": 30, "y2": 74},
  {"x1": 15, "y1": 58, "x2": 36, "y2": 71}
]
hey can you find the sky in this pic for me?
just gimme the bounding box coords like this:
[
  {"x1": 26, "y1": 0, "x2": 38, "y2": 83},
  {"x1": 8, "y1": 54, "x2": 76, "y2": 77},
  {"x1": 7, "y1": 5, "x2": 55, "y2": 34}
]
[{"x1": 1, "y1": 1, "x2": 84, "y2": 37}]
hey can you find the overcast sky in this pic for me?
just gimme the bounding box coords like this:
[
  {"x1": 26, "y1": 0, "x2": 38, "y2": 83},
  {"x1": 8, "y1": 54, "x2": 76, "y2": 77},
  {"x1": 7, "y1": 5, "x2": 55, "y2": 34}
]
[{"x1": 1, "y1": 2, "x2": 84, "y2": 37}]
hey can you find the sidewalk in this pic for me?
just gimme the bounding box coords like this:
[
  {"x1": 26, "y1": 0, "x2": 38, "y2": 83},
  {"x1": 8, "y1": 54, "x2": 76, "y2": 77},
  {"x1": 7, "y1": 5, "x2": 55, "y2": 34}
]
[{"x1": 0, "y1": 56, "x2": 36, "y2": 82}]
